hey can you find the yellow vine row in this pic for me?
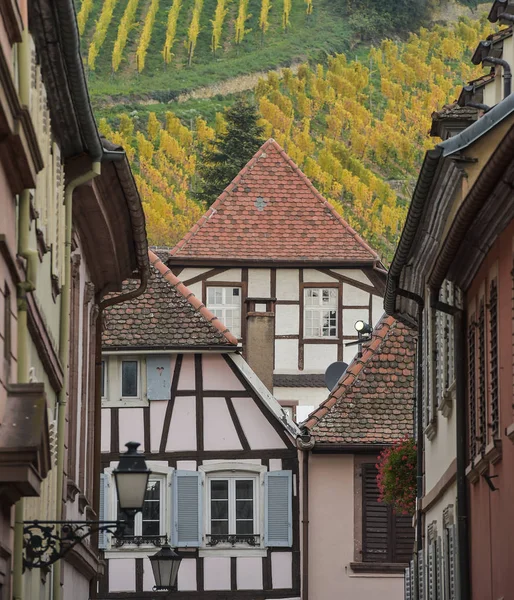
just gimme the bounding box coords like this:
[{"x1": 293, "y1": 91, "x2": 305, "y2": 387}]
[
  {"x1": 260, "y1": 0, "x2": 271, "y2": 36},
  {"x1": 211, "y1": 0, "x2": 229, "y2": 54},
  {"x1": 112, "y1": 0, "x2": 140, "y2": 72},
  {"x1": 187, "y1": 0, "x2": 204, "y2": 65},
  {"x1": 77, "y1": 0, "x2": 94, "y2": 35},
  {"x1": 136, "y1": 0, "x2": 160, "y2": 72},
  {"x1": 163, "y1": 0, "x2": 183, "y2": 64},
  {"x1": 235, "y1": 0, "x2": 251, "y2": 44},
  {"x1": 88, "y1": 0, "x2": 119, "y2": 70}
]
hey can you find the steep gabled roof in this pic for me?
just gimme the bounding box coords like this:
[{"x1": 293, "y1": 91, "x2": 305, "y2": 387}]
[
  {"x1": 169, "y1": 139, "x2": 379, "y2": 265},
  {"x1": 103, "y1": 250, "x2": 238, "y2": 349},
  {"x1": 302, "y1": 315, "x2": 415, "y2": 445}
]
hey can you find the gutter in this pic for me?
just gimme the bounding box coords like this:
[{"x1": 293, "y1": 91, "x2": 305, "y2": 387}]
[{"x1": 297, "y1": 433, "x2": 315, "y2": 600}]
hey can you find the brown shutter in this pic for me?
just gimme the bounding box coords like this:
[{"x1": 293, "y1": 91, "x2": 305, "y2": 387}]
[
  {"x1": 392, "y1": 511, "x2": 415, "y2": 563},
  {"x1": 362, "y1": 464, "x2": 390, "y2": 562}
]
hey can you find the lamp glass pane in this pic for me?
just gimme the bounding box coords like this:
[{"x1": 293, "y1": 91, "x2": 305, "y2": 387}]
[{"x1": 115, "y1": 471, "x2": 149, "y2": 511}]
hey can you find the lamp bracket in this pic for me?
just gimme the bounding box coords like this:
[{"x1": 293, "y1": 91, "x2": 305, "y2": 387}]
[{"x1": 22, "y1": 520, "x2": 126, "y2": 569}]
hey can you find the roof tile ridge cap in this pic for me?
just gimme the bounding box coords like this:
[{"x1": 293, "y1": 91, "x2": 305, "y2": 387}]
[
  {"x1": 148, "y1": 250, "x2": 238, "y2": 345},
  {"x1": 275, "y1": 143, "x2": 379, "y2": 260},
  {"x1": 302, "y1": 317, "x2": 395, "y2": 431}
]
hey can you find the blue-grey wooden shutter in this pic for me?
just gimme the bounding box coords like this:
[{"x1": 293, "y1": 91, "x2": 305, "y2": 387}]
[
  {"x1": 264, "y1": 470, "x2": 292, "y2": 547},
  {"x1": 98, "y1": 473, "x2": 109, "y2": 549},
  {"x1": 172, "y1": 471, "x2": 202, "y2": 547},
  {"x1": 147, "y1": 356, "x2": 171, "y2": 400}
]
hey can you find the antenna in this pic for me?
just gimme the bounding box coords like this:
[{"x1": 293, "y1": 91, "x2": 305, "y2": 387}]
[{"x1": 324, "y1": 361, "x2": 348, "y2": 392}]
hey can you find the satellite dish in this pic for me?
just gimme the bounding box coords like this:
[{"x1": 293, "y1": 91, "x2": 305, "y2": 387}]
[{"x1": 324, "y1": 361, "x2": 348, "y2": 392}]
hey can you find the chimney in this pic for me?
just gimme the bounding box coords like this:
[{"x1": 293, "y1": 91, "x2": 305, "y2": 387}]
[{"x1": 244, "y1": 298, "x2": 275, "y2": 392}]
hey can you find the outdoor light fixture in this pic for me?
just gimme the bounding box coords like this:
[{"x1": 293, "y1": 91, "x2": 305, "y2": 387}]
[
  {"x1": 23, "y1": 441, "x2": 151, "y2": 569},
  {"x1": 149, "y1": 544, "x2": 183, "y2": 591},
  {"x1": 354, "y1": 320, "x2": 373, "y2": 335}
]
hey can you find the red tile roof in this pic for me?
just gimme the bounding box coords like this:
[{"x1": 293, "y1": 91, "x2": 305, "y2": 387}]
[
  {"x1": 103, "y1": 250, "x2": 238, "y2": 348},
  {"x1": 169, "y1": 139, "x2": 379, "y2": 264},
  {"x1": 302, "y1": 315, "x2": 415, "y2": 444}
]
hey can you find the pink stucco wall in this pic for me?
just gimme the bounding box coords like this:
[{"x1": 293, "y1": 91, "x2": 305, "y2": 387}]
[{"x1": 308, "y1": 454, "x2": 404, "y2": 600}]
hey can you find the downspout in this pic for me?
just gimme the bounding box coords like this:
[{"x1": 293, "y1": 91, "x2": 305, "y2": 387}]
[
  {"x1": 53, "y1": 162, "x2": 101, "y2": 600},
  {"x1": 454, "y1": 311, "x2": 470, "y2": 600},
  {"x1": 12, "y1": 29, "x2": 40, "y2": 600},
  {"x1": 297, "y1": 432, "x2": 315, "y2": 600},
  {"x1": 393, "y1": 284, "x2": 424, "y2": 552},
  {"x1": 482, "y1": 56, "x2": 512, "y2": 97},
  {"x1": 465, "y1": 102, "x2": 491, "y2": 112}
]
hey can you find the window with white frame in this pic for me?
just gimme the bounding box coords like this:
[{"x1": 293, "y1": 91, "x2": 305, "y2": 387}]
[
  {"x1": 121, "y1": 359, "x2": 139, "y2": 398},
  {"x1": 206, "y1": 286, "x2": 242, "y2": 338},
  {"x1": 208, "y1": 476, "x2": 257, "y2": 542},
  {"x1": 118, "y1": 478, "x2": 165, "y2": 539},
  {"x1": 304, "y1": 288, "x2": 338, "y2": 338}
]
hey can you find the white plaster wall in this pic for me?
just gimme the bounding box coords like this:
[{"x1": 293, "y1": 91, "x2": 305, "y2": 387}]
[
  {"x1": 232, "y1": 397, "x2": 286, "y2": 449},
  {"x1": 150, "y1": 400, "x2": 167, "y2": 452},
  {"x1": 275, "y1": 339, "x2": 299, "y2": 371},
  {"x1": 166, "y1": 396, "x2": 196, "y2": 451},
  {"x1": 425, "y1": 408, "x2": 457, "y2": 493},
  {"x1": 203, "y1": 458, "x2": 262, "y2": 465},
  {"x1": 101, "y1": 409, "x2": 111, "y2": 452},
  {"x1": 343, "y1": 344, "x2": 359, "y2": 366},
  {"x1": 179, "y1": 268, "x2": 209, "y2": 282},
  {"x1": 203, "y1": 396, "x2": 243, "y2": 450},
  {"x1": 343, "y1": 284, "x2": 370, "y2": 306},
  {"x1": 333, "y1": 269, "x2": 372, "y2": 284},
  {"x1": 273, "y1": 387, "x2": 328, "y2": 406},
  {"x1": 204, "y1": 557, "x2": 231, "y2": 590},
  {"x1": 62, "y1": 562, "x2": 90, "y2": 600},
  {"x1": 269, "y1": 458, "x2": 282, "y2": 471},
  {"x1": 248, "y1": 268, "x2": 271, "y2": 297},
  {"x1": 304, "y1": 344, "x2": 337, "y2": 372},
  {"x1": 308, "y1": 454, "x2": 404, "y2": 600},
  {"x1": 202, "y1": 354, "x2": 245, "y2": 390},
  {"x1": 177, "y1": 460, "x2": 197, "y2": 470},
  {"x1": 209, "y1": 268, "x2": 242, "y2": 281},
  {"x1": 178, "y1": 355, "x2": 196, "y2": 389},
  {"x1": 118, "y1": 407, "x2": 145, "y2": 452},
  {"x1": 177, "y1": 558, "x2": 197, "y2": 591},
  {"x1": 275, "y1": 305, "x2": 299, "y2": 335},
  {"x1": 303, "y1": 269, "x2": 337, "y2": 282},
  {"x1": 343, "y1": 308, "x2": 370, "y2": 337},
  {"x1": 237, "y1": 556, "x2": 263, "y2": 590},
  {"x1": 276, "y1": 270, "x2": 299, "y2": 300},
  {"x1": 187, "y1": 281, "x2": 202, "y2": 298},
  {"x1": 272, "y1": 552, "x2": 293, "y2": 589},
  {"x1": 109, "y1": 558, "x2": 136, "y2": 592},
  {"x1": 372, "y1": 296, "x2": 385, "y2": 326}
]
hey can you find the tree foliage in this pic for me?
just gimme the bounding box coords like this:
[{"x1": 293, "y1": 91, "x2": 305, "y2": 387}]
[{"x1": 196, "y1": 99, "x2": 264, "y2": 205}]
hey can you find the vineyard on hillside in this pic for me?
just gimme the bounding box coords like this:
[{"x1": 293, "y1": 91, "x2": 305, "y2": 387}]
[{"x1": 99, "y1": 16, "x2": 493, "y2": 260}]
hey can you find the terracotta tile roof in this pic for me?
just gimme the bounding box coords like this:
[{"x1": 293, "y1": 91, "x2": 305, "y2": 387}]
[
  {"x1": 169, "y1": 139, "x2": 379, "y2": 264},
  {"x1": 302, "y1": 315, "x2": 415, "y2": 444},
  {"x1": 103, "y1": 250, "x2": 238, "y2": 349}
]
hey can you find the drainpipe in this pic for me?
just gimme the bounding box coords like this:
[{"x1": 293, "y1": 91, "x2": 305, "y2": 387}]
[
  {"x1": 53, "y1": 162, "x2": 101, "y2": 600},
  {"x1": 465, "y1": 102, "x2": 491, "y2": 112},
  {"x1": 482, "y1": 56, "x2": 512, "y2": 97},
  {"x1": 393, "y1": 284, "x2": 424, "y2": 552},
  {"x1": 454, "y1": 311, "x2": 470, "y2": 600},
  {"x1": 297, "y1": 432, "x2": 315, "y2": 600},
  {"x1": 12, "y1": 27, "x2": 40, "y2": 600}
]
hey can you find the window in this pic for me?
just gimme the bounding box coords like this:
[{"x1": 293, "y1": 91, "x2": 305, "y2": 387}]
[
  {"x1": 208, "y1": 477, "x2": 257, "y2": 544},
  {"x1": 361, "y1": 464, "x2": 414, "y2": 563},
  {"x1": 121, "y1": 360, "x2": 139, "y2": 398},
  {"x1": 206, "y1": 286, "x2": 242, "y2": 338},
  {"x1": 304, "y1": 288, "x2": 337, "y2": 338},
  {"x1": 118, "y1": 478, "x2": 165, "y2": 541},
  {"x1": 101, "y1": 360, "x2": 106, "y2": 398}
]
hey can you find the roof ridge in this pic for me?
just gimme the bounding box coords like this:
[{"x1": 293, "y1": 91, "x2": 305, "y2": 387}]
[
  {"x1": 302, "y1": 314, "x2": 396, "y2": 431},
  {"x1": 148, "y1": 249, "x2": 238, "y2": 345},
  {"x1": 170, "y1": 138, "x2": 378, "y2": 261}
]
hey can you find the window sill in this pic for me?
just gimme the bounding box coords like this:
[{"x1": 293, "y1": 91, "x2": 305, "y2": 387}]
[
  {"x1": 484, "y1": 440, "x2": 502, "y2": 465},
  {"x1": 199, "y1": 547, "x2": 267, "y2": 558},
  {"x1": 101, "y1": 399, "x2": 149, "y2": 408},
  {"x1": 424, "y1": 420, "x2": 437, "y2": 441},
  {"x1": 506, "y1": 422, "x2": 514, "y2": 444},
  {"x1": 349, "y1": 562, "x2": 407, "y2": 575},
  {"x1": 465, "y1": 462, "x2": 479, "y2": 484}
]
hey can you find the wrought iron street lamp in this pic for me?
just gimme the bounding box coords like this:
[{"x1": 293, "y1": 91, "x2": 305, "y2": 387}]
[
  {"x1": 23, "y1": 441, "x2": 151, "y2": 569},
  {"x1": 149, "y1": 544, "x2": 183, "y2": 591}
]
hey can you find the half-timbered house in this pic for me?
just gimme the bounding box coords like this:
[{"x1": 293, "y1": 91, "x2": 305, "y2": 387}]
[
  {"x1": 99, "y1": 250, "x2": 302, "y2": 599},
  {"x1": 167, "y1": 139, "x2": 386, "y2": 421}
]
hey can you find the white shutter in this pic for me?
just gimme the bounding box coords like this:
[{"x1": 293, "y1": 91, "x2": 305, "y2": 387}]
[
  {"x1": 428, "y1": 543, "x2": 435, "y2": 600},
  {"x1": 449, "y1": 525, "x2": 456, "y2": 600},
  {"x1": 264, "y1": 470, "x2": 292, "y2": 547},
  {"x1": 410, "y1": 559, "x2": 416, "y2": 600},
  {"x1": 405, "y1": 566, "x2": 412, "y2": 600},
  {"x1": 172, "y1": 471, "x2": 202, "y2": 547},
  {"x1": 436, "y1": 537, "x2": 443, "y2": 600},
  {"x1": 98, "y1": 474, "x2": 109, "y2": 549},
  {"x1": 418, "y1": 549, "x2": 425, "y2": 600}
]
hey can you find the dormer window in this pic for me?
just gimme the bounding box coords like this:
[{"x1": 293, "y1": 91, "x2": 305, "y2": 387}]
[
  {"x1": 304, "y1": 288, "x2": 338, "y2": 338},
  {"x1": 206, "y1": 286, "x2": 242, "y2": 338}
]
